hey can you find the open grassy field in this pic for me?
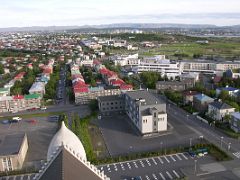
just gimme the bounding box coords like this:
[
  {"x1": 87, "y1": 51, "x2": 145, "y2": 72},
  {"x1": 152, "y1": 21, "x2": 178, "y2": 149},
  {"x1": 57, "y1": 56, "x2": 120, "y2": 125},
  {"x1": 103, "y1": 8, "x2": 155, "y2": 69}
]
[{"x1": 101, "y1": 33, "x2": 240, "y2": 60}]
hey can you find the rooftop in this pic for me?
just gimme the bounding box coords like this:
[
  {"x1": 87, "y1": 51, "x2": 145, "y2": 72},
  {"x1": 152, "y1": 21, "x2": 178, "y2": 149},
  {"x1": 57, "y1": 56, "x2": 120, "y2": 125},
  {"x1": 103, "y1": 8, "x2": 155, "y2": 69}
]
[
  {"x1": 0, "y1": 133, "x2": 26, "y2": 156},
  {"x1": 209, "y1": 101, "x2": 234, "y2": 110},
  {"x1": 194, "y1": 94, "x2": 214, "y2": 102},
  {"x1": 24, "y1": 94, "x2": 41, "y2": 100},
  {"x1": 232, "y1": 112, "x2": 240, "y2": 120},
  {"x1": 125, "y1": 90, "x2": 164, "y2": 105},
  {"x1": 98, "y1": 95, "x2": 123, "y2": 102}
]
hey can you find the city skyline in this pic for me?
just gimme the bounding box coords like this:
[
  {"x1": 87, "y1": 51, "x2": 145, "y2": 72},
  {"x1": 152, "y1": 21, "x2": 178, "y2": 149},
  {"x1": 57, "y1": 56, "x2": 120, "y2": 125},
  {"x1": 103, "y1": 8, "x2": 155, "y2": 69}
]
[{"x1": 0, "y1": 0, "x2": 240, "y2": 28}]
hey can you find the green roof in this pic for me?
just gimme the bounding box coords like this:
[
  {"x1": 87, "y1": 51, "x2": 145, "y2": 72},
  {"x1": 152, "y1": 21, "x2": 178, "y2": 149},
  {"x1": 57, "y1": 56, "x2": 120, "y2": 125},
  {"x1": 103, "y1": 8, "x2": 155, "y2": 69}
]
[{"x1": 24, "y1": 94, "x2": 41, "y2": 100}]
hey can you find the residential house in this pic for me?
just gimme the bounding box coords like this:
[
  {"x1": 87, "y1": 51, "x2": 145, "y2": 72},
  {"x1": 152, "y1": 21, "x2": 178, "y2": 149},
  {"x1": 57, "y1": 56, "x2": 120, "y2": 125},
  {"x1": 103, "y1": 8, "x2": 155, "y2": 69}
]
[
  {"x1": 208, "y1": 101, "x2": 235, "y2": 121},
  {"x1": 193, "y1": 94, "x2": 214, "y2": 112},
  {"x1": 216, "y1": 86, "x2": 239, "y2": 97},
  {"x1": 230, "y1": 112, "x2": 240, "y2": 133},
  {"x1": 182, "y1": 91, "x2": 200, "y2": 105}
]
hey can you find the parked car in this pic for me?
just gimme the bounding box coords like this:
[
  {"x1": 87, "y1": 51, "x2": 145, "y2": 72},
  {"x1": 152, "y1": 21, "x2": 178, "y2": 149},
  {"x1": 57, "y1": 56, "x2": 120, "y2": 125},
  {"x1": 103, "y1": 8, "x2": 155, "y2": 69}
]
[
  {"x1": 188, "y1": 150, "x2": 196, "y2": 157},
  {"x1": 1, "y1": 120, "x2": 9, "y2": 124},
  {"x1": 41, "y1": 107, "x2": 47, "y2": 110},
  {"x1": 12, "y1": 117, "x2": 22, "y2": 121}
]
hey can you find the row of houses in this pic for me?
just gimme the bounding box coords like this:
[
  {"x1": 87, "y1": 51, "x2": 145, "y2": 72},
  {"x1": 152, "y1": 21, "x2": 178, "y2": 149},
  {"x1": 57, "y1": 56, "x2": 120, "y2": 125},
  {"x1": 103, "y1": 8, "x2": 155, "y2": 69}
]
[
  {"x1": 0, "y1": 59, "x2": 54, "y2": 113},
  {"x1": 71, "y1": 60, "x2": 133, "y2": 105}
]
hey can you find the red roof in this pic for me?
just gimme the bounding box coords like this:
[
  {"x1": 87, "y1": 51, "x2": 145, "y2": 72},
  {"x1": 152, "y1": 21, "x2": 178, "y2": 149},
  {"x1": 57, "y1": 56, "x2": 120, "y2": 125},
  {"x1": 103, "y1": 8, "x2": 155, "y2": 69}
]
[
  {"x1": 73, "y1": 87, "x2": 89, "y2": 93},
  {"x1": 182, "y1": 91, "x2": 199, "y2": 96},
  {"x1": 213, "y1": 76, "x2": 222, "y2": 83},
  {"x1": 43, "y1": 68, "x2": 52, "y2": 74},
  {"x1": 120, "y1": 84, "x2": 133, "y2": 90},
  {"x1": 73, "y1": 81, "x2": 87, "y2": 87},
  {"x1": 99, "y1": 68, "x2": 109, "y2": 75},
  {"x1": 13, "y1": 95, "x2": 24, "y2": 100},
  {"x1": 14, "y1": 72, "x2": 26, "y2": 79},
  {"x1": 110, "y1": 79, "x2": 125, "y2": 86},
  {"x1": 93, "y1": 60, "x2": 101, "y2": 65}
]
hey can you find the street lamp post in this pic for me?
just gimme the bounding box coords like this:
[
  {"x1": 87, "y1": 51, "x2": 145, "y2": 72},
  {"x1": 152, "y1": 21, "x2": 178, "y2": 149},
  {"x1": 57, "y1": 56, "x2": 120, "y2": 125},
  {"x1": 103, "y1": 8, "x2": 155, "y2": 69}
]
[
  {"x1": 228, "y1": 143, "x2": 231, "y2": 151},
  {"x1": 194, "y1": 159, "x2": 197, "y2": 175},
  {"x1": 190, "y1": 138, "x2": 192, "y2": 149},
  {"x1": 220, "y1": 136, "x2": 224, "y2": 149}
]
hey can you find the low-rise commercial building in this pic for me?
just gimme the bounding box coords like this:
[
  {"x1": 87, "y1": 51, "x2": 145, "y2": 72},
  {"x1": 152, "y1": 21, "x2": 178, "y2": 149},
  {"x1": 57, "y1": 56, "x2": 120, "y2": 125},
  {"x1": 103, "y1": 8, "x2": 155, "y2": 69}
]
[
  {"x1": 29, "y1": 82, "x2": 46, "y2": 97},
  {"x1": 156, "y1": 80, "x2": 194, "y2": 92},
  {"x1": 0, "y1": 133, "x2": 28, "y2": 172}
]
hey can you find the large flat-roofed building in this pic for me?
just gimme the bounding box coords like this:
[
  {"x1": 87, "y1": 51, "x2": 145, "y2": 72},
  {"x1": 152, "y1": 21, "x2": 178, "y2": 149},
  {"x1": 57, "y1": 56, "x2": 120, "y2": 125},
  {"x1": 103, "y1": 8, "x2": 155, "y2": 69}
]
[
  {"x1": 98, "y1": 95, "x2": 125, "y2": 115},
  {"x1": 156, "y1": 81, "x2": 194, "y2": 92},
  {"x1": 125, "y1": 90, "x2": 167, "y2": 134},
  {"x1": 29, "y1": 82, "x2": 45, "y2": 97},
  {"x1": 0, "y1": 133, "x2": 28, "y2": 172}
]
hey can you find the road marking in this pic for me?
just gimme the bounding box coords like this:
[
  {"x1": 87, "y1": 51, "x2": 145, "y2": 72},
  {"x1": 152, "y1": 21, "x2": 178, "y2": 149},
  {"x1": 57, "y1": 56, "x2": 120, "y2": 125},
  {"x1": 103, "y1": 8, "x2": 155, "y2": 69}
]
[
  {"x1": 169, "y1": 155, "x2": 176, "y2": 162},
  {"x1": 133, "y1": 161, "x2": 138, "y2": 168},
  {"x1": 152, "y1": 173, "x2": 158, "y2": 180},
  {"x1": 145, "y1": 175, "x2": 150, "y2": 180},
  {"x1": 159, "y1": 172, "x2": 166, "y2": 180},
  {"x1": 233, "y1": 152, "x2": 240, "y2": 159},
  {"x1": 173, "y1": 170, "x2": 180, "y2": 178},
  {"x1": 127, "y1": 162, "x2": 131, "y2": 169},
  {"x1": 146, "y1": 159, "x2": 151, "y2": 166},
  {"x1": 151, "y1": 158, "x2": 158, "y2": 165},
  {"x1": 120, "y1": 163, "x2": 125, "y2": 171},
  {"x1": 181, "y1": 153, "x2": 188, "y2": 160},
  {"x1": 158, "y1": 157, "x2": 164, "y2": 164},
  {"x1": 139, "y1": 160, "x2": 145, "y2": 167},
  {"x1": 175, "y1": 154, "x2": 182, "y2": 160},
  {"x1": 166, "y1": 171, "x2": 173, "y2": 179},
  {"x1": 164, "y1": 156, "x2": 170, "y2": 163},
  {"x1": 113, "y1": 164, "x2": 118, "y2": 171}
]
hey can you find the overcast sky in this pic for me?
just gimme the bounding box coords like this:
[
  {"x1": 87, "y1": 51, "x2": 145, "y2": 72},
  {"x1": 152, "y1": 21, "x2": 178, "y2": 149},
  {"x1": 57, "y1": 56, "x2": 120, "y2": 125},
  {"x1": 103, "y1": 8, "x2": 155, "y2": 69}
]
[{"x1": 0, "y1": 0, "x2": 240, "y2": 27}]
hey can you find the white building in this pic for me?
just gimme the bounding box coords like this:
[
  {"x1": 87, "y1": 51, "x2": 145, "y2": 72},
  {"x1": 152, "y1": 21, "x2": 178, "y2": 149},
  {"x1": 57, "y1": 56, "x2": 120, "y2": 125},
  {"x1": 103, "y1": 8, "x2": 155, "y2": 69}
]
[
  {"x1": 29, "y1": 82, "x2": 45, "y2": 97},
  {"x1": 133, "y1": 56, "x2": 182, "y2": 79},
  {"x1": 110, "y1": 53, "x2": 139, "y2": 66}
]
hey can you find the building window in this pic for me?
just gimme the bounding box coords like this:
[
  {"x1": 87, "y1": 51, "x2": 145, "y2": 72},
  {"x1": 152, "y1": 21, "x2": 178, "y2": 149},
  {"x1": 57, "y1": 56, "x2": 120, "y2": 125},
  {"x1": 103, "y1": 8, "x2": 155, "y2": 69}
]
[
  {"x1": 111, "y1": 102, "x2": 113, "y2": 105},
  {"x1": 154, "y1": 113, "x2": 156, "y2": 118}
]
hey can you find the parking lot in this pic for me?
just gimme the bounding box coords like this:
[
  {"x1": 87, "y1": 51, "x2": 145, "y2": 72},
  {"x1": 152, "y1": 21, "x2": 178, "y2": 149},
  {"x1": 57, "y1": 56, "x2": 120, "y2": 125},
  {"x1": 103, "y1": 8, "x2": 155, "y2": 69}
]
[
  {"x1": 98, "y1": 113, "x2": 201, "y2": 156},
  {"x1": 98, "y1": 152, "x2": 215, "y2": 180},
  {"x1": 0, "y1": 116, "x2": 58, "y2": 168}
]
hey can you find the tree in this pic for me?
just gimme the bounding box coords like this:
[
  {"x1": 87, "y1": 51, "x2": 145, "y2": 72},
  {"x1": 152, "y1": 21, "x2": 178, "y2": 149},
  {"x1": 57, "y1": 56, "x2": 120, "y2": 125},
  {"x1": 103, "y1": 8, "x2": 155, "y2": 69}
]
[
  {"x1": 219, "y1": 90, "x2": 230, "y2": 101},
  {"x1": 0, "y1": 63, "x2": 4, "y2": 74}
]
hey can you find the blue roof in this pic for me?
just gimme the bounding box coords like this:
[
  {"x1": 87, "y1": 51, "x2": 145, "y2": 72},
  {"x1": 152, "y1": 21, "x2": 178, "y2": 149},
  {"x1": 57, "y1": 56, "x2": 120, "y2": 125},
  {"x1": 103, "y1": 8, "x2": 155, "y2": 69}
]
[
  {"x1": 194, "y1": 94, "x2": 214, "y2": 102},
  {"x1": 217, "y1": 87, "x2": 239, "y2": 92}
]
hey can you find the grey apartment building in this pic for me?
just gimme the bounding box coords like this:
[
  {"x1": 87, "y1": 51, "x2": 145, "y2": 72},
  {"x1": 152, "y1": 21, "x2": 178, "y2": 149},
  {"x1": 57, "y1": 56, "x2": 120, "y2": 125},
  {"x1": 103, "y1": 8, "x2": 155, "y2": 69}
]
[{"x1": 98, "y1": 90, "x2": 168, "y2": 135}]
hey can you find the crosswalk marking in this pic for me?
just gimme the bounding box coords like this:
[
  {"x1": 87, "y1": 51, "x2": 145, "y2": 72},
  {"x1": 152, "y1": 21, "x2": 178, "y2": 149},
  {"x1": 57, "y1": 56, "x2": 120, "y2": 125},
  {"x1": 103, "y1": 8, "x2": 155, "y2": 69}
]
[
  {"x1": 166, "y1": 171, "x2": 173, "y2": 179},
  {"x1": 159, "y1": 172, "x2": 166, "y2": 180},
  {"x1": 164, "y1": 156, "x2": 170, "y2": 163},
  {"x1": 173, "y1": 170, "x2": 180, "y2": 178}
]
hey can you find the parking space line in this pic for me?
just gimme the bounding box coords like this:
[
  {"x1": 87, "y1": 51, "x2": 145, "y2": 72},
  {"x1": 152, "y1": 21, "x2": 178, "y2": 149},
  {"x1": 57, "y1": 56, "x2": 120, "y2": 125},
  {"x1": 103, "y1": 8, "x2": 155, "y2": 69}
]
[
  {"x1": 175, "y1": 154, "x2": 182, "y2": 160},
  {"x1": 133, "y1": 161, "x2": 138, "y2": 168},
  {"x1": 113, "y1": 163, "x2": 118, "y2": 171},
  {"x1": 151, "y1": 158, "x2": 158, "y2": 165},
  {"x1": 169, "y1": 155, "x2": 176, "y2": 162},
  {"x1": 166, "y1": 171, "x2": 173, "y2": 179},
  {"x1": 146, "y1": 159, "x2": 151, "y2": 166},
  {"x1": 145, "y1": 175, "x2": 150, "y2": 180},
  {"x1": 158, "y1": 157, "x2": 164, "y2": 164},
  {"x1": 180, "y1": 153, "x2": 188, "y2": 160},
  {"x1": 173, "y1": 170, "x2": 180, "y2": 178},
  {"x1": 126, "y1": 162, "x2": 131, "y2": 169},
  {"x1": 120, "y1": 163, "x2": 125, "y2": 171},
  {"x1": 164, "y1": 156, "x2": 170, "y2": 163},
  {"x1": 159, "y1": 172, "x2": 166, "y2": 180},
  {"x1": 139, "y1": 160, "x2": 145, "y2": 167},
  {"x1": 152, "y1": 173, "x2": 158, "y2": 180}
]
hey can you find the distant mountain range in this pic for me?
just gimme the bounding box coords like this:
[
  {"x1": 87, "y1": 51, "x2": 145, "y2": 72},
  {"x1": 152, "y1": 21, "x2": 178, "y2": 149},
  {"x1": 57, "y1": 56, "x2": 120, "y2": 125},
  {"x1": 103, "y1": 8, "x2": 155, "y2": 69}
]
[{"x1": 0, "y1": 23, "x2": 240, "y2": 32}]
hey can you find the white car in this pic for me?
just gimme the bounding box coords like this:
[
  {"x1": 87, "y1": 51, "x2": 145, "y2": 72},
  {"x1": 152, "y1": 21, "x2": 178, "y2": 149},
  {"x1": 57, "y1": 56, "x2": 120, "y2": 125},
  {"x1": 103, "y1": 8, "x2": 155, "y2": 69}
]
[
  {"x1": 12, "y1": 117, "x2": 22, "y2": 121},
  {"x1": 41, "y1": 107, "x2": 47, "y2": 110}
]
